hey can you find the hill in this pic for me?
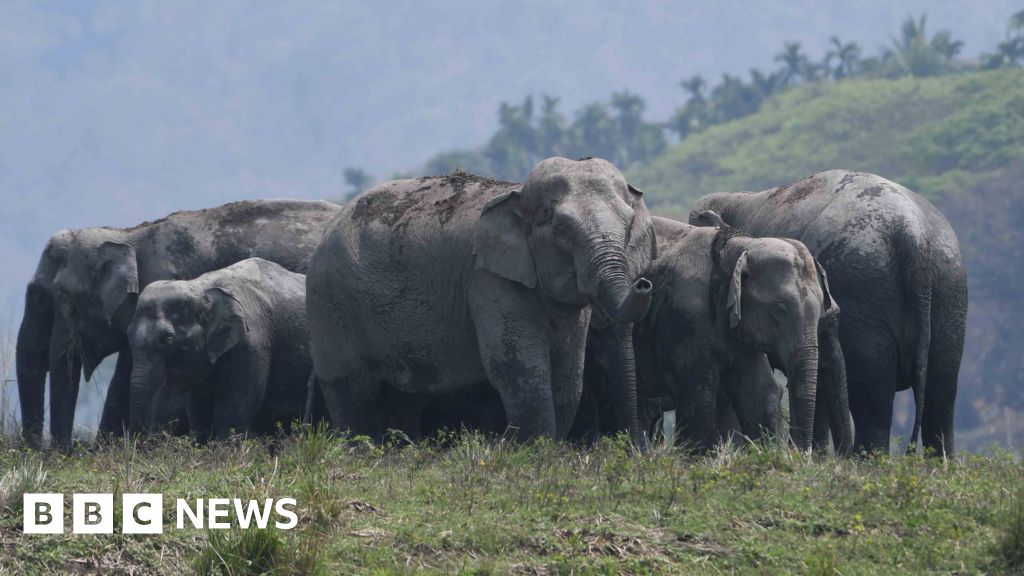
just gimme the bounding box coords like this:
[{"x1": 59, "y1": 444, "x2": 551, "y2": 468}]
[{"x1": 629, "y1": 69, "x2": 1024, "y2": 451}]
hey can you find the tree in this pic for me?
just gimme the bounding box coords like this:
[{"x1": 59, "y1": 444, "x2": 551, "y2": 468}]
[
  {"x1": 883, "y1": 14, "x2": 963, "y2": 77},
  {"x1": 710, "y1": 73, "x2": 760, "y2": 122},
  {"x1": 484, "y1": 96, "x2": 540, "y2": 180},
  {"x1": 668, "y1": 76, "x2": 710, "y2": 140},
  {"x1": 343, "y1": 167, "x2": 372, "y2": 199},
  {"x1": 566, "y1": 102, "x2": 616, "y2": 162},
  {"x1": 775, "y1": 42, "x2": 810, "y2": 86},
  {"x1": 537, "y1": 94, "x2": 566, "y2": 159},
  {"x1": 983, "y1": 9, "x2": 1024, "y2": 69},
  {"x1": 424, "y1": 150, "x2": 491, "y2": 177},
  {"x1": 824, "y1": 36, "x2": 862, "y2": 79}
]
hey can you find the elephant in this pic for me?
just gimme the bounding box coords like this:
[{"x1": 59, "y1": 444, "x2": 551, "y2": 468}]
[
  {"x1": 16, "y1": 230, "x2": 77, "y2": 448},
  {"x1": 581, "y1": 216, "x2": 852, "y2": 453},
  {"x1": 18, "y1": 199, "x2": 340, "y2": 449},
  {"x1": 307, "y1": 158, "x2": 657, "y2": 444},
  {"x1": 126, "y1": 258, "x2": 311, "y2": 440},
  {"x1": 690, "y1": 170, "x2": 967, "y2": 456}
]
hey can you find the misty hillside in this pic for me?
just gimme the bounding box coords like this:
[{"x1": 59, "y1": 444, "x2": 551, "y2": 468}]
[{"x1": 626, "y1": 69, "x2": 1024, "y2": 451}]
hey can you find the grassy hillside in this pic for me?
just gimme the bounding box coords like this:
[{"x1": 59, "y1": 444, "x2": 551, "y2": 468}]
[
  {"x1": 1, "y1": 432, "x2": 1022, "y2": 575},
  {"x1": 630, "y1": 69, "x2": 1024, "y2": 448},
  {"x1": 632, "y1": 69, "x2": 1024, "y2": 213}
]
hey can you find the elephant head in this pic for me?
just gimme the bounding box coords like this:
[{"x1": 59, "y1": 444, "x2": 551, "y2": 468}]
[
  {"x1": 126, "y1": 282, "x2": 248, "y2": 432},
  {"x1": 52, "y1": 229, "x2": 140, "y2": 380},
  {"x1": 473, "y1": 157, "x2": 656, "y2": 444},
  {"x1": 718, "y1": 234, "x2": 840, "y2": 451}
]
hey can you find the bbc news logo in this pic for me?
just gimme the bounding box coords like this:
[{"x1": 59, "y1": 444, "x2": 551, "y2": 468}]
[{"x1": 23, "y1": 494, "x2": 298, "y2": 534}]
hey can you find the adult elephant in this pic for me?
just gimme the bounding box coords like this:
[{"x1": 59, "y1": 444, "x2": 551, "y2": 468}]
[
  {"x1": 582, "y1": 217, "x2": 852, "y2": 453},
  {"x1": 127, "y1": 259, "x2": 311, "y2": 441},
  {"x1": 691, "y1": 170, "x2": 966, "y2": 456},
  {"x1": 19, "y1": 199, "x2": 340, "y2": 449},
  {"x1": 307, "y1": 159, "x2": 656, "y2": 444},
  {"x1": 16, "y1": 230, "x2": 76, "y2": 448}
]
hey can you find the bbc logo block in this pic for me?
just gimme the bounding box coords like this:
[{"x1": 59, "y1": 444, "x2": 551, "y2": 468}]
[
  {"x1": 22, "y1": 493, "x2": 296, "y2": 534},
  {"x1": 23, "y1": 494, "x2": 64, "y2": 534}
]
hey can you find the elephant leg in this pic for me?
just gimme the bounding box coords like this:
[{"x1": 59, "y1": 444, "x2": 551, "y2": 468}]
[
  {"x1": 185, "y1": 391, "x2": 213, "y2": 444},
  {"x1": 715, "y1": 388, "x2": 742, "y2": 445},
  {"x1": 921, "y1": 343, "x2": 960, "y2": 458},
  {"x1": 210, "y1": 352, "x2": 270, "y2": 439},
  {"x1": 47, "y1": 313, "x2": 81, "y2": 451},
  {"x1": 724, "y1": 350, "x2": 783, "y2": 443},
  {"x1": 469, "y1": 274, "x2": 555, "y2": 441},
  {"x1": 318, "y1": 367, "x2": 385, "y2": 440},
  {"x1": 549, "y1": 311, "x2": 589, "y2": 440},
  {"x1": 98, "y1": 346, "x2": 133, "y2": 437},
  {"x1": 672, "y1": 353, "x2": 720, "y2": 452},
  {"x1": 813, "y1": 377, "x2": 832, "y2": 452},
  {"x1": 475, "y1": 325, "x2": 555, "y2": 441},
  {"x1": 845, "y1": 334, "x2": 898, "y2": 455}
]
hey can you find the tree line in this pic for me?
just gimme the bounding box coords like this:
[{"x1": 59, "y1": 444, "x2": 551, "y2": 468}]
[{"x1": 343, "y1": 11, "x2": 1024, "y2": 194}]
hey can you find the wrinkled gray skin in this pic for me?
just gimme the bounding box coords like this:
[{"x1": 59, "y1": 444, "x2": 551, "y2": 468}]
[
  {"x1": 691, "y1": 170, "x2": 967, "y2": 456},
  {"x1": 127, "y1": 259, "x2": 311, "y2": 441},
  {"x1": 584, "y1": 217, "x2": 852, "y2": 453},
  {"x1": 19, "y1": 199, "x2": 340, "y2": 449},
  {"x1": 308, "y1": 158, "x2": 657, "y2": 444}
]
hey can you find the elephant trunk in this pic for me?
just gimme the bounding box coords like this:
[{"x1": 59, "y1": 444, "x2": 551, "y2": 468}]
[
  {"x1": 607, "y1": 322, "x2": 648, "y2": 449},
  {"x1": 15, "y1": 300, "x2": 52, "y2": 448},
  {"x1": 591, "y1": 246, "x2": 653, "y2": 449},
  {"x1": 819, "y1": 328, "x2": 853, "y2": 455},
  {"x1": 129, "y1": 357, "x2": 164, "y2": 433},
  {"x1": 787, "y1": 335, "x2": 818, "y2": 452}
]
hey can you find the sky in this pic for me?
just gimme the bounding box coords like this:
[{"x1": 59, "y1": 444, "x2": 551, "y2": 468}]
[{"x1": 0, "y1": 0, "x2": 1018, "y2": 428}]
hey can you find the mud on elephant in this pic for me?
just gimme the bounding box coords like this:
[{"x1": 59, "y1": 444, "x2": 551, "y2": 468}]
[{"x1": 307, "y1": 158, "x2": 656, "y2": 444}]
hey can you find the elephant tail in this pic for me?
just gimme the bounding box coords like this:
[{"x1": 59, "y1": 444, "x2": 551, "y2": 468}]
[{"x1": 906, "y1": 266, "x2": 933, "y2": 456}]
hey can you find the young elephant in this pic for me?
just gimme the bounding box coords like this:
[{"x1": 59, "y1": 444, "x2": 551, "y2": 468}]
[
  {"x1": 126, "y1": 258, "x2": 311, "y2": 441},
  {"x1": 586, "y1": 217, "x2": 853, "y2": 453},
  {"x1": 691, "y1": 170, "x2": 966, "y2": 455}
]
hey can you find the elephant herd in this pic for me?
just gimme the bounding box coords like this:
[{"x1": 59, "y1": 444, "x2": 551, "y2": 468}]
[{"x1": 15, "y1": 158, "x2": 967, "y2": 457}]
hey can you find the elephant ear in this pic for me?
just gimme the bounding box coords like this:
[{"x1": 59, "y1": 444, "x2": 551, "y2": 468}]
[
  {"x1": 98, "y1": 242, "x2": 140, "y2": 323},
  {"x1": 626, "y1": 184, "x2": 657, "y2": 274},
  {"x1": 727, "y1": 251, "x2": 749, "y2": 328},
  {"x1": 472, "y1": 188, "x2": 537, "y2": 288},
  {"x1": 204, "y1": 287, "x2": 248, "y2": 364},
  {"x1": 813, "y1": 259, "x2": 834, "y2": 311},
  {"x1": 692, "y1": 210, "x2": 725, "y2": 228}
]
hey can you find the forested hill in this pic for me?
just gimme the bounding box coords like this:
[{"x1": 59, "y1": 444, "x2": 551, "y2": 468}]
[{"x1": 626, "y1": 69, "x2": 1024, "y2": 451}]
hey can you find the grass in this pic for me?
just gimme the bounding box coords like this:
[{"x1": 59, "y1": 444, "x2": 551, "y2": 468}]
[{"x1": 0, "y1": 428, "x2": 1020, "y2": 575}]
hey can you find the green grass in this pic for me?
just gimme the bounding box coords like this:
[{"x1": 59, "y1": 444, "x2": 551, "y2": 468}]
[{"x1": 0, "y1": 429, "x2": 1020, "y2": 575}]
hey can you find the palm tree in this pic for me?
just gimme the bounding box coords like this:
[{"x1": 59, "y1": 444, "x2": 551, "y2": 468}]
[
  {"x1": 986, "y1": 9, "x2": 1024, "y2": 68},
  {"x1": 775, "y1": 42, "x2": 808, "y2": 86},
  {"x1": 825, "y1": 36, "x2": 862, "y2": 79},
  {"x1": 884, "y1": 14, "x2": 964, "y2": 77}
]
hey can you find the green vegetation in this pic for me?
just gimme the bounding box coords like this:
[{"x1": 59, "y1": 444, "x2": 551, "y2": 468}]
[
  {"x1": 631, "y1": 69, "x2": 1024, "y2": 211},
  {"x1": 1, "y1": 430, "x2": 1021, "y2": 574}
]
